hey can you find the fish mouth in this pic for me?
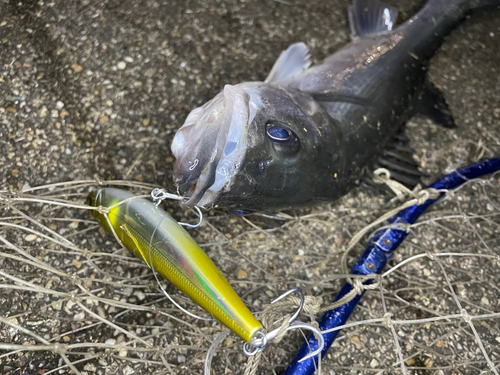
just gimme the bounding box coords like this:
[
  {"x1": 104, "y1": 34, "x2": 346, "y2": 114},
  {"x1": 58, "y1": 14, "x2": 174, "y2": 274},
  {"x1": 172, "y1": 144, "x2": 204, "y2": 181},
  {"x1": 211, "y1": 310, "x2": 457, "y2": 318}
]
[
  {"x1": 178, "y1": 154, "x2": 220, "y2": 209},
  {"x1": 172, "y1": 84, "x2": 252, "y2": 209}
]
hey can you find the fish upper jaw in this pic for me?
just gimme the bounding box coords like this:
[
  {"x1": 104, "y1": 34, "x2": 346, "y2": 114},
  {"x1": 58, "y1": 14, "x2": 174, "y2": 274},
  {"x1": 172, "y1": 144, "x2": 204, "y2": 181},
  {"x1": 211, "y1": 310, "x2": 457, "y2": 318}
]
[{"x1": 172, "y1": 83, "x2": 260, "y2": 209}]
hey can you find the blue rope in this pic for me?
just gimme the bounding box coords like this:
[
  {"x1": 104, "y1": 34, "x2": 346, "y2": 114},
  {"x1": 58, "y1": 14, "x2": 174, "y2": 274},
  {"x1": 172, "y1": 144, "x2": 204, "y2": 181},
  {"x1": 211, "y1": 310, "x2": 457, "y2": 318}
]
[{"x1": 284, "y1": 158, "x2": 500, "y2": 375}]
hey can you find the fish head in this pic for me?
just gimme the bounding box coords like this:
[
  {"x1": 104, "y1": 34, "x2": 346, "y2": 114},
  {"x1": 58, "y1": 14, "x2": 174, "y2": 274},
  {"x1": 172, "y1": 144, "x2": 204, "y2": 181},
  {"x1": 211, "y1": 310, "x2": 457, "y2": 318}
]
[
  {"x1": 172, "y1": 84, "x2": 338, "y2": 212},
  {"x1": 217, "y1": 85, "x2": 338, "y2": 212},
  {"x1": 172, "y1": 84, "x2": 254, "y2": 209}
]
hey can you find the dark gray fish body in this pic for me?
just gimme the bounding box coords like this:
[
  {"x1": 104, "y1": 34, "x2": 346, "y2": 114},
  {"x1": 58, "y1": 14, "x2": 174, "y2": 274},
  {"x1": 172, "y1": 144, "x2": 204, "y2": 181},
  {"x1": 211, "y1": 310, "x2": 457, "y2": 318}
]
[{"x1": 172, "y1": 0, "x2": 499, "y2": 213}]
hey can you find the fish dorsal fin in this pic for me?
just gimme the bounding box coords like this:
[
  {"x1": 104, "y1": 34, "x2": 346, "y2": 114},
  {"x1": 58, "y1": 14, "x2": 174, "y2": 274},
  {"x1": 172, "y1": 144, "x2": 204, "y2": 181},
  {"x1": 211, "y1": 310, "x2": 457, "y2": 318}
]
[
  {"x1": 348, "y1": 0, "x2": 398, "y2": 39},
  {"x1": 265, "y1": 42, "x2": 311, "y2": 84}
]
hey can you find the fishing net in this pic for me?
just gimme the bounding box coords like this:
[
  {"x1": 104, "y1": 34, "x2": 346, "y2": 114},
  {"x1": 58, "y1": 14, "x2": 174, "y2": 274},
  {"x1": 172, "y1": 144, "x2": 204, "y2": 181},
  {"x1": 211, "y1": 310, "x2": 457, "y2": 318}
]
[{"x1": 1, "y1": 161, "x2": 499, "y2": 375}]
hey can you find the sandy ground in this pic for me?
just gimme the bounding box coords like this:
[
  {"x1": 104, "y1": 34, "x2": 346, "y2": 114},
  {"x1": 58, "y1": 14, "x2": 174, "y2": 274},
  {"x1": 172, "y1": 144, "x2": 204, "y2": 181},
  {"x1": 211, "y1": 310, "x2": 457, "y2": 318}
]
[{"x1": 1, "y1": 0, "x2": 500, "y2": 374}]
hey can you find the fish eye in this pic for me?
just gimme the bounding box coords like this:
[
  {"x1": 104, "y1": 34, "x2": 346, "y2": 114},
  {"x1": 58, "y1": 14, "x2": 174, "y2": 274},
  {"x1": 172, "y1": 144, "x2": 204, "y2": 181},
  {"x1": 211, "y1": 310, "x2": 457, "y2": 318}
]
[
  {"x1": 265, "y1": 120, "x2": 300, "y2": 159},
  {"x1": 266, "y1": 126, "x2": 291, "y2": 142}
]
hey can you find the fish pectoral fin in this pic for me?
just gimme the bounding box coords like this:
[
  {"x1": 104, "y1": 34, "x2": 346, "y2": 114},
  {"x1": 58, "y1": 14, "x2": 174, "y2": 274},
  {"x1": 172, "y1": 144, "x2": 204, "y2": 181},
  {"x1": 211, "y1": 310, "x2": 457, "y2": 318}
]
[
  {"x1": 348, "y1": 0, "x2": 398, "y2": 39},
  {"x1": 415, "y1": 81, "x2": 457, "y2": 129},
  {"x1": 265, "y1": 42, "x2": 311, "y2": 84}
]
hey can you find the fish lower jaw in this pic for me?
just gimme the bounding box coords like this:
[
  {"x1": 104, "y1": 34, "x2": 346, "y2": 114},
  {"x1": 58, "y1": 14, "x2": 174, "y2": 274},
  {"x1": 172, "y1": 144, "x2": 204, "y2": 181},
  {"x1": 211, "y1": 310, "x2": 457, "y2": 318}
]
[{"x1": 177, "y1": 181, "x2": 216, "y2": 210}]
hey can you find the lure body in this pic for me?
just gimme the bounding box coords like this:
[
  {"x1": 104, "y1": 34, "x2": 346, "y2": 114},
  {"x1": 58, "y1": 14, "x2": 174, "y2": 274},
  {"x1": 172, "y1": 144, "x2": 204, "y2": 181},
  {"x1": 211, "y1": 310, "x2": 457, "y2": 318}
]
[{"x1": 87, "y1": 187, "x2": 262, "y2": 342}]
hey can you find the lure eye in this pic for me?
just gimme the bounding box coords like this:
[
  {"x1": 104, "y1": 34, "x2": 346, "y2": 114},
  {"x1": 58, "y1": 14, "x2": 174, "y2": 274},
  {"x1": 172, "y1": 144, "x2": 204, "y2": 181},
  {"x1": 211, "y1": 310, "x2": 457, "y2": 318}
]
[{"x1": 267, "y1": 126, "x2": 291, "y2": 142}]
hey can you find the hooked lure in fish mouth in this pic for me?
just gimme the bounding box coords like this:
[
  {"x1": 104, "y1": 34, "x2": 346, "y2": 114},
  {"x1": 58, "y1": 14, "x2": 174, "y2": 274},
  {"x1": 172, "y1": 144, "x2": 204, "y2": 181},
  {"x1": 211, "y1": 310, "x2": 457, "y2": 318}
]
[{"x1": 172, "y1": 0, "x2": 499, "y2": 213}]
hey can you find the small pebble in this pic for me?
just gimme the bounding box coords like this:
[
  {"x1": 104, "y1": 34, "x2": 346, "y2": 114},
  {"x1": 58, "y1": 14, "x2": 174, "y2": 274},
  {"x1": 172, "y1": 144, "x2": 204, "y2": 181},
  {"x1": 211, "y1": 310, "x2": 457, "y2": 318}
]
[
  {"x1": 39, "y1": 106, "x2": 47, "y2": 118},
  {"x1": 25, "y1": 234, "x2": 37, "y2": 242},
  {"x1": 55, "y1": 101, "x2": 64, "y2": 109},
  {"x1": 237, "y1": 269, "x2": 248, "y2": 279},
  {"x1": 351, "y1": 335, "x2": 362, "y2": 349},
  {"x1": 83, "y1": 363, "x2": 96, "y2": 372},
  {"x1": 134, "y1": 291, "x2": 146, "y2": 301},
  {"x1": 370, "y1": 358, "x2": 379, "y2": 368},
  {"x1": 97, "y1": 306, "x2": 106, "y2": 318},
  {"x1": 66, "y1": 300, "x2": 76, "y2": 310},
  {"x1": 117, "y1": 61, "x2": 127, "y2": 70},
  {"x1": 71, "y1": 64, "x2": 83, "y2": 72},
  {"x1": 405, "y1": 358, "x2": 415, "y2": 366}
]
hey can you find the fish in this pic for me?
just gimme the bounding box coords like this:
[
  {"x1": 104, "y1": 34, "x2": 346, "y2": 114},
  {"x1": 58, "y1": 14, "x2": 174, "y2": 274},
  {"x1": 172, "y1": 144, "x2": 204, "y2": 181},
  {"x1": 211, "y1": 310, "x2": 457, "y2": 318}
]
[
  {"x1": 171, "y1": 0, "x2": 499, "y2": 214},
  {"x1": 86, "y1": 188, "x2": 263, "y2": 343}
]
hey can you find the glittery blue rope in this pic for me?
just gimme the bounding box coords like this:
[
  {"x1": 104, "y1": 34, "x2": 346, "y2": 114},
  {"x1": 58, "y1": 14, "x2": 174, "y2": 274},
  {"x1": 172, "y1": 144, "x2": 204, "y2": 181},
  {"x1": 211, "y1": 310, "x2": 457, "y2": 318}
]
[{"x1": 284, "y1": 158, "x2": 500, "y2": 375}]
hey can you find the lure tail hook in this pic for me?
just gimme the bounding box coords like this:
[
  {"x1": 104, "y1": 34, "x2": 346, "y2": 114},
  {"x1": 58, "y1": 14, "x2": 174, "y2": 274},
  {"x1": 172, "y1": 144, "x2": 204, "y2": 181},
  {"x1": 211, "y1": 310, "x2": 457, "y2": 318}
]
[{"x1": 242, "y1": 288, "x2": 324, "y2": 363}]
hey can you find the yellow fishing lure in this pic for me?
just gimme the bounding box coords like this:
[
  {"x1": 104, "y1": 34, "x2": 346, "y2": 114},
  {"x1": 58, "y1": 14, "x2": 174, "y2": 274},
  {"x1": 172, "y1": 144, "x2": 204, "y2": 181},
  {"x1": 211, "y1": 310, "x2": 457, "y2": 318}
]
[{"x1": 86, "y1": 188, "x2": 262, "y2": 343}]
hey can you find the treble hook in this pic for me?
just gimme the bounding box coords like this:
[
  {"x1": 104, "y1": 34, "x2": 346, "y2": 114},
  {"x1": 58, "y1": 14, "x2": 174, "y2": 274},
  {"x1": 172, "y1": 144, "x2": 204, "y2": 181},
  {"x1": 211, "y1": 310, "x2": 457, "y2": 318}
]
[
  {"x1": 150, "y1": 188, "x2": 203, "y2": 228},
  {"x1": 178, "y1": 206, "x2": 203, "y2": 228},
  {"x1": 242, "y1": 288, "x2": 324, "y2": 363}
]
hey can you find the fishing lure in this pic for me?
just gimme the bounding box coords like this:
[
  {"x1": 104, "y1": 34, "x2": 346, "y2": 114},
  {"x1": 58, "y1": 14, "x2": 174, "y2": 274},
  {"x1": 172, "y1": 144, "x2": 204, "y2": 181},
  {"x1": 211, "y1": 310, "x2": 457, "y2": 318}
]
[{"x1": 86, "y1": 187, "x2": 323, "y2": 360}]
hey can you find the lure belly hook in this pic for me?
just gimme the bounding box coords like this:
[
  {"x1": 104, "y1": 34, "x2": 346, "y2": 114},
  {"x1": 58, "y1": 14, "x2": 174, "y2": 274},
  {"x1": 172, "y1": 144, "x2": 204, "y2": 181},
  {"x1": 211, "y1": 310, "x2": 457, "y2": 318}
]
[{"x1": 86, "y1": 188, "x2": 323, "y2": 361}]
